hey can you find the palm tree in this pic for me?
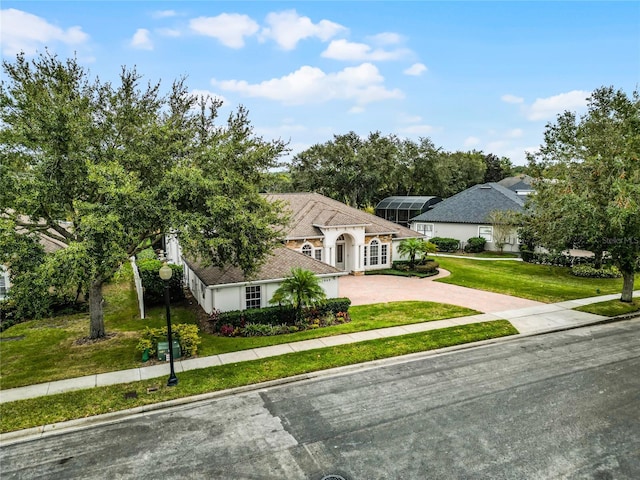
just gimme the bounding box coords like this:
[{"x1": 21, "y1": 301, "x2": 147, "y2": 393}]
[
  {"x1": 397, "y1": 238, "x2": 437, "y2": 269},
  {"x1": 270, "y1": 268, "x2": 327, "y2": 321}
]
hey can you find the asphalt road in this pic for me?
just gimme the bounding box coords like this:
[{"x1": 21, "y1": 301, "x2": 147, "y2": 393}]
[{"x1": 2, "y1": 319, "x2": 639, "y2": 479}]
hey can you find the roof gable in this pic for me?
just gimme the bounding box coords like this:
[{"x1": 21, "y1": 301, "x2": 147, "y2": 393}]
[
  {"x1": 265, "y1": 192, "x2": 421, "y2": 239},
  {"x1": 409, "y1": 183, "x2": 525, "y2": 224}
]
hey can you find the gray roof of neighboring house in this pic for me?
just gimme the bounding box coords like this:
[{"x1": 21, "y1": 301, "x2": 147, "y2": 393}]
[
  {"x1": 265, "y1": 192, "x2": 423, "y2": 240},
  {"x1": 184, "y1": 246, "x2": 344, "y2": 287},
  {"x1": 498, "y1": 174, "x2": 535, "y2": 190},
  {"x1": 409, "y1": 183, "x2": 526, "y2": 224}
]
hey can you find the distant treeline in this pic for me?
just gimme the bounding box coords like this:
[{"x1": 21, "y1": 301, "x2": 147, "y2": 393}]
[{"x1": 264, "y1": 131, "x2": 527, "y2": 208}]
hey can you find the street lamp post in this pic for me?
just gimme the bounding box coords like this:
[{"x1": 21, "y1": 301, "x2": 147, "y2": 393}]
[{"x1": 159, "y1": 263, "x2": 178, "y2": 387}]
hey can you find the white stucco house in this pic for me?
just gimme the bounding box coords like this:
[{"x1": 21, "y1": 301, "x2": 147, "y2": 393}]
[
  {"x1": 166, "y1": 192, "x2": 425, "y2": 313},
  {"x1": 409, "y1": 183, "x2": 526, "y2": 252}
]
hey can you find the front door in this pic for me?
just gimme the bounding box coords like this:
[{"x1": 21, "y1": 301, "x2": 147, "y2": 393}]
[{"x1": 336, "y1": 243, "x2": 345, "y2": 270}]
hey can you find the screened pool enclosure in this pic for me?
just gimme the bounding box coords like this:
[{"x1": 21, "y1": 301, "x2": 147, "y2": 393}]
[{"x1": 375, "y1": 196, "x2": 442, "y2": 227}]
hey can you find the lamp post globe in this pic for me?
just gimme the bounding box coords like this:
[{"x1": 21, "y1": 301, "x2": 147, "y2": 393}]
[{"x1": 159, "y1": 263, "x2": 178, "y2": 387}]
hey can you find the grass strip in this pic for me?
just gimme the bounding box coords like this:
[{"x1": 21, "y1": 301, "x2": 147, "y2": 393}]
[
  {"x1": 0, "y1": 320, "x2": 516, "y2": 433},
  {"x1": 575, "y1": 299, "x2": 640, "y2": 317}
]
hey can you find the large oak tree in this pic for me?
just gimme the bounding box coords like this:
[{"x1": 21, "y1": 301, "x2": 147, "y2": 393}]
[
  {"x1": 0, "y1": 53, "x2": 287, "y2": 338},
  {"x1": 527, "y1": 86, "x2": 639, "y2": 301}
]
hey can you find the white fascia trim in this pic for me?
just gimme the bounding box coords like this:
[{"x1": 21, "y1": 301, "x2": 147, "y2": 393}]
[{"x1": 206, "y1": 272, "x2": 349, "y2": 290}]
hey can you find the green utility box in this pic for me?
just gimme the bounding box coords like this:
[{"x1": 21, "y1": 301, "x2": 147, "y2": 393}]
[{"x1": 157, "y1": 340, "x2": 181, "y2": 361}]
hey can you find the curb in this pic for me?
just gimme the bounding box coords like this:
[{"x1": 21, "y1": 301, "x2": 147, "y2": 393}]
[{"x1": 2, "y1": 312, "x2": 639, "y2": 447}]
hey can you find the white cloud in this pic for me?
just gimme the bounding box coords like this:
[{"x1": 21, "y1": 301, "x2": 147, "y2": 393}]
[
  {"x1": 464, "y1": 136, "x2": 481, "y2": 147},
  {"x1": 212, "y1": 63, "x2": 403, "y2": 106},
  {"x1": 506, "y1": 128, "x2": 523, "y2": 138},
  {"x1": 189, "y1": 13, "x2": 259, "y2": 48},
  {"x1": 348, "y1": 106, "x2": 366, "y2": 114},
  {"x1": 398, "y1": 124, "x2": 434, "y2": 135},
  {"x1": 404, "y1": 63, "x2": 427, "y2": 76},
  {"x1": 526, "y1": 90, "x2": 590, "y2": 121},
  {"x1": 368, "y1": 32, "x2": 403, "y2": 45},
  {"x1": 153, "y1": 10, "x2": 177, "y2": 19},
  {"x1": 260, "y1": 10, "x2": 346, "y2": 50},
  {"x1": 501, "y1": 94, "x2": 524, "y2": 104},
  {"x1": 130, "y1": 29, "x2": 153, "y2": 50},
  {"x1": 0, "y1": 8, "x2": 89, "y2": 56},
  {"x1": 486, "y1": 140, "x2": 508, "y2": 151},
  {"x1": 322, "y1": 39, "x2": 409, "y2": 61}
]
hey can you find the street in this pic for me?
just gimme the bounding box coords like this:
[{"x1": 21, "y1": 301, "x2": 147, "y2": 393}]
[{"x1": 2, "y1": 318, "x2": 639, "y2": 479}]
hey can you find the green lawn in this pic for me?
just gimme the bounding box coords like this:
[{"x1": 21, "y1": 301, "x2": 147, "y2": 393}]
[
  {"x1": 434, "y1": 257, "x2": 639, "y2": 303},
  {"x1": 575, "y1": 299, "x2": 640, "y2": 317},
  {"x1": 0, "y1": 277, "x2": 479, "y2": 389},
  {"x1": 0, "y1": 320, "x2": 517, "y2": 433}
]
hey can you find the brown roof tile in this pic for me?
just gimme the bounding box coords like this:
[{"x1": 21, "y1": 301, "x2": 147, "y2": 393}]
[
  {"x1": 185, "y1": 246, "x2": 344, "y2": 286},
  {"x1": 265, "y1": 192, "x2": 422, "y2": 240}
]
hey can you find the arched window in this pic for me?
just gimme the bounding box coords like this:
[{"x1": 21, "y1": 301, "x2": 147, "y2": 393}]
[
  {"x1": 369, "y1": 239, "x2": 379, "y2": 266},
  {"x1": 301, "y1": 243, "x2": 313, "y2": 257}
]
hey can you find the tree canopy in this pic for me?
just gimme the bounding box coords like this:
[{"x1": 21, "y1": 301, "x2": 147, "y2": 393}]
[
  {"x1": 288, "y1": 132, "x2": 513, "y2": 208},
  {"x1": 0, "y1": 53, "x2": 287, "y2": 337},
  {"x1": 526, "y1": 86, "x2": 640, "y2": 301}
]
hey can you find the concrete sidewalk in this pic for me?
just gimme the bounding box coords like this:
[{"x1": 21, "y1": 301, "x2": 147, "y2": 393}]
[{"x1": 3, "y1": 290, "x2": 637, "y2": 405}]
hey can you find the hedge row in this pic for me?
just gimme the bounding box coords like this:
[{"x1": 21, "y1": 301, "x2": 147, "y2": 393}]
[
  {"x1": 464, "y1": 237, "x2": 486, "y2": 253},
  {"x1": 430, "y1": 237, "x2": 460, "y2": 252},
  {"x1": 520, "y1": 249, "x2": 602, "y2": 268},
  {"x1": 571, "y1": 265, "x2": 622, "y2": 278},
  {"x1": 209, "y1": 297, "x2": 352, "y2": 333},
  {"x1": 136, "y1": 258, "x2": 185, "y2": 306},
  {"x1": 392, "y1": 260, "x2": 439, "y2": 273}
]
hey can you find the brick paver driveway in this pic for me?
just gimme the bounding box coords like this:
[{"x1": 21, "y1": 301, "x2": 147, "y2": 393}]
[{"x1": 339, "y1": 270, "x2": 544, "y2": 313}]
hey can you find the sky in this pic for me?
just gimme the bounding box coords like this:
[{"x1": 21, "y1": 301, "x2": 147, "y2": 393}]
[{"x1": 1, "y1": 1, "x2": 639, "y2": 166}]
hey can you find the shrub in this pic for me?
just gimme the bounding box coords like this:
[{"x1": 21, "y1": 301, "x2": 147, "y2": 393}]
[
  {"x1": 136, "y1": 323, "x2": 201, "y2": 358},
  {"x1": 571, "y1": 265, "x2": 621, "y2": 278},
  {"x1": 430, "y1": 237, "x2": 460, "y2": 252},
  {"x1": 464, "y1": 237, "x2": 486, "y2": 253},
  {"x1": 414, "y1": 260, "x2": 439, "y2": 274},
  {"x1": 136, "y1": 248, "x2": 158, "y2": 261},
  {"x1": 136, "y1": 258, "x2": 184, "y2": 306},
  {"x1": 0, "y1": 299, "x2": 18, "y2": 332},
  {"x1": 520, "y1": 249, "x2": 602, "y2": 268}
]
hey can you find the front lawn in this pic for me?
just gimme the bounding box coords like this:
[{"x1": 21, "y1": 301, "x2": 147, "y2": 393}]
[
  {"x1": 575, "y1": 299, "x2": 640, "y2": 317},
  {"x1": 434, "y1": 257, "x2": 639, "y2": 303},
  {"x1": 0, "y1": 276, "x2": 479, "y2": 389},
  {"x1": 0, "y1": 320, "x2": 517, "y2": 434}
]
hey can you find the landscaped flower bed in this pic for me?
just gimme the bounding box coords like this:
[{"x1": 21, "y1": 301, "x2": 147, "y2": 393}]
[{"x1": 207, "y1": 298, "x2": 352, "y2": 337}]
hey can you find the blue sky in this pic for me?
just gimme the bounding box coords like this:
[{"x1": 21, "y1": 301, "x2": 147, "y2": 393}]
[{"x1": 1, "y1": 2, "x2": 638, "y2": 165}]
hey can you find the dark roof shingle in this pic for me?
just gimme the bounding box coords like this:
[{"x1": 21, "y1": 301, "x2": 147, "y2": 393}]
[{"x1": 409, "y1": 183, "x2": 525, "y2": 224}]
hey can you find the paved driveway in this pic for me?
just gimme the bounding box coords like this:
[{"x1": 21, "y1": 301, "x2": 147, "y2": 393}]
[{"x1": 339, "y1": 271, "x2": 544, "y2": 313}]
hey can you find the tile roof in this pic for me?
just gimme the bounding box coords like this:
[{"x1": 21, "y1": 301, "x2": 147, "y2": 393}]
[
  {"x1": 185, "y1": 245, "x2": 344, "y2": 286},
  {"x1": 410, "y1": 183, "x2": 526, "y2": 224},
  {"x1": 265, "y1": 192, "x2": 422, "y2": 239}
]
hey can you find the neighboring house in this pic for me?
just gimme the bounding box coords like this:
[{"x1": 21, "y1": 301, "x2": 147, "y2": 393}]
[
  {"x1": 167, "y1": 192, "x2": 425, "y2": 312},
  {"x1": 498, "y1": 175, "x2": 535, "y2": 196},
  {"x1": 409, "y1": 183, "x2": 525, "y2": 252},
  {"x1": 1, "y1": 220, "x2": 67, "y2": 301},
  {"x1": 374, "y1": 196, "x2": 442, "y2": 227},
  {"x1": 182, "y1": 246, "x2": 346, "y2": 314}
]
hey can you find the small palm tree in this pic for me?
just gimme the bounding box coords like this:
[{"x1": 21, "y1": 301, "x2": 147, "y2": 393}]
[
  {"x1": 270, "y1": 268, "x2": 327, "y2": 321},
  {"x1": 398, "y1": 238, "x2": 437, "y2": 269}
]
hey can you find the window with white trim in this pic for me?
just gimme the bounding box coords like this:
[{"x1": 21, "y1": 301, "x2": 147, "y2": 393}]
[
  {"x1": 369, "y1": 239, "x2": 380, "y2": 265},
  {"x1": 301, "y1": 244, "x2": 313, "y2": 257},
  {"x1": 478, "y1": 226, "x2": 493, "y2": 243},
  {"x1": 381, "y1": 244, "x2": 388, "y2": 265},
  {"x1": 0, "y1": 273, "x2": 7, "y2": 300},
  {"x1": 245, "y1": 285, "x2": 261, "y2": 309},
  {"x1": 314, "y1": 249, "x2": 322, "y2": 261},
  {"x1": 415, "y1": 223, "x2": 434, "y2": 238}
]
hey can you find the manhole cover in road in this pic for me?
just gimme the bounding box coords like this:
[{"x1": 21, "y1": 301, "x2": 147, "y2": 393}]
[{"x1": 321, "y1": 476, "x2": 347, "y2": 480}]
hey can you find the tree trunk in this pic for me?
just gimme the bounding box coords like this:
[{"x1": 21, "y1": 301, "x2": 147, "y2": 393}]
[
  {"x1": 620, "y1": 270, "x2": 635, "y2": 303},
  {"x1": 89, "y1": 280, "x2": 106, "y2": 338},
  {"x1": 593, "y1": 250, "x2": 603, "y2": 269}
]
